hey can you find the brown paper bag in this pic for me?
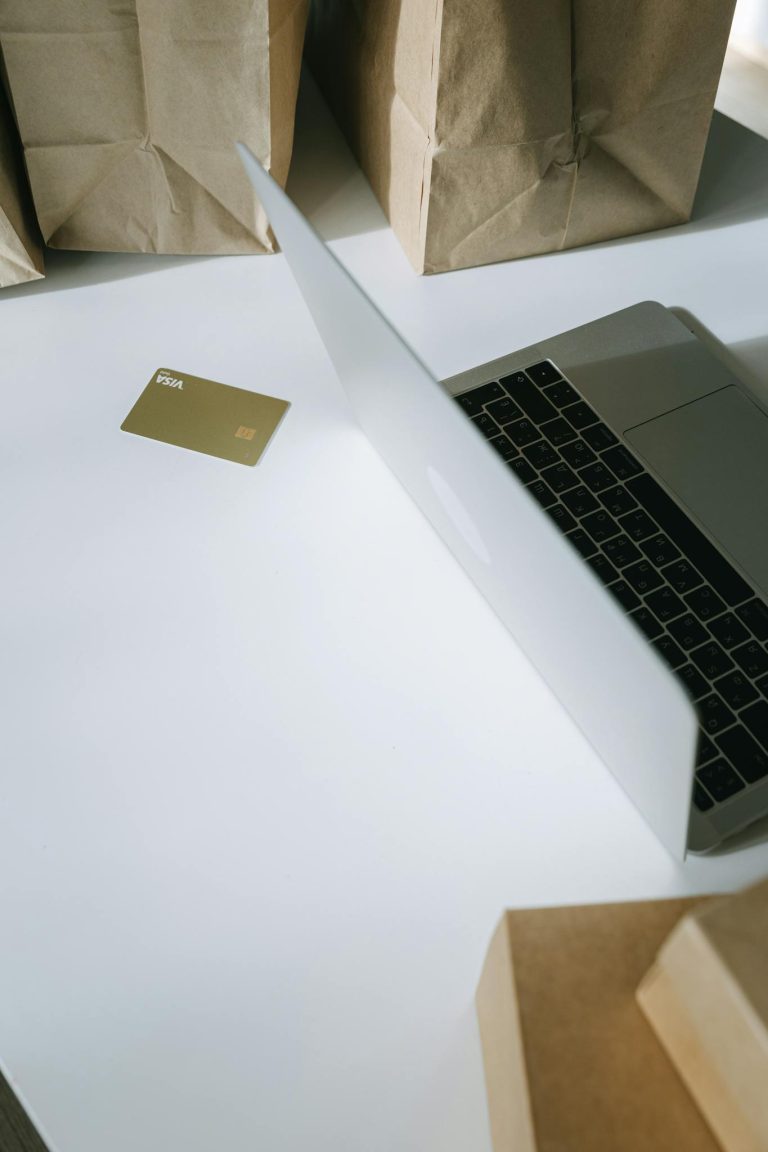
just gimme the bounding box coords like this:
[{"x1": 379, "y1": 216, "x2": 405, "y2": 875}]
[
  {"x1": 0, "y1": 0, "x2": 308, "y2": 255},
  {"x1": 638, "y1": 878, "x2": 768, "y2": 1152},
  {"x1": 0, "y1": 81, "x2": 43, "y2": 287},
  {"x1": 476, "y1": 897, "x2": 720, "y2": 1152},
  {"x1": 306, "y1": 0, "x2": 736, "y2": 274}
]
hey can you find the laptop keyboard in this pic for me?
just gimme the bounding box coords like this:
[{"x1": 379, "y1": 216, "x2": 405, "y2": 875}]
[{"x1": 455, "y1": 362, "x2": 768, "y2": 815}]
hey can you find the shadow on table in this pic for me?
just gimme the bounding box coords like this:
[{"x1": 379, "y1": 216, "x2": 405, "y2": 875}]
[
  {"x1": 0, "y1": 247, "x2": 213, "y2": 300},
  {"x1": 670, "y1": 310, "x2": 768, "y2": 401},
  {"x1": 286, "y1": 69, "x2": 389, "y2": 243},
  {"x1": 688, "y1": 112, "x2": 768, "y2": 232}
]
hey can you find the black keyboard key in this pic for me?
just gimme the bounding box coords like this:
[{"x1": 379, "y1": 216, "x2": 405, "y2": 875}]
[
  {"x1": 640, "y1": 534, "x2": 681, "y2": 568},
  {"x1": 652, "y1": 635, "x2": 687, "y2": 670},
  {"x1": 717, "y1": 726, "x2": 768, "y2": 783},
  {"x1": 602, "y1": 444, "x2": 643, "y2": 480},
  {"x1": 626, "y1": 473, "x2": 753, "y2": 607},
  {"x1": 457, "y1": 382, "x2": 504, "y2": 415},
  {"x1": 506, "y1": 418, "x2": 542, "y2": 448},
  {"x1": 623, "y1": 560, "x2": 664, "y2": 595},
  {"x1": 524, "y1": 441, "x2": 560, "y2": 469},
  {"x1": 668, "y1": 614, "x2": 709, "y2": 651},
  {"x1": 679, "y1": 663, "x2": 711, "y2": 701},
  {"x1": 581, "y1": 510, "x2": 621, "y2": 544},
  {"x1": 501, "y1": 371, "x2": 528, "y2": 388},
  {"x1": 579, "y1": 462, "x2": 617, "y2": 494},
  {"x1": 736, "y1": 599, "x2": 768, "y2": 641},
  {"x1": 546, "y1": 504, "x2": 577, "y2": 533},
  {"x1": 540, "y1": 462, "x2": 580, "y2": 494},
  {"x1": 608, "y1": 580, "x2": 640, "y2": 612},
  {"x1": 630, "y1": 606, "x2": 663, "y2": 640},
  {"x1": 696, "y1": 759, "x2": 745, "y2": 802},
  {"x1": 697, "y1": 732, "x2": 718, "y2": 763},
  {"x1": 587, "y1": 553, "x2": 619, "y2": 585},
  {"x1": 662, "y1": 559, "x2": 704, "y2": 596},
  {"x1": 685, "y1": 586, "x2": 727, "y2": 622},
  {"x1": 561, "y1": 486, "x2": 599, "y2": 517},
  {"x1": 509, "y1": 457, "x2": 536, "y2": 484},
  {"x1": 714, "y1": 670, "x2": 758, "y2": 711},
  {"x1": 541, "y1": 417, "x2": 578, "y2": 447},
  {"x1": 489, "y1": 435, "x2": 519, "y2": 461},
  {"x1": 527, "y1": 480, "x2": 558, "y2": 509},
  {"x1": 756, "y1": 673, "x2": 768, "y2": 697},
  {"x1": 618, "y1": 510, "x2": 658, "y2": 543},
  {"x1": 646, "y1": 586, "x2": 687, "y2": 623},
  {"x1": 732, "y1": 640, "x2": 768, "y2": 679},
  {"x1": 689, "y1": 641, "x2": 734, "y2": 681},
  {"x1": 602, "y1": 535, "x2": 641, "y2": 568},
  {"x1": 543, "y1": 380, "x2": 579, "y2": 408},
  {"x1": 525, "y1": 361, "x2": 562, "y2": 387},
  {"x1": 502, "y1": 373, "x2": 558, "y2": 424},
  {"x1": 599, "y1": 485, "x2": 638, "y2": 518},
  {"x1": 562, "y1": 401, "x2": 599, "y2": 430},
  {"x1": 709, "y1": 608, "x2": 749, "y2": 649},
  {"x1": 581, "y1": 422, "x2": 619, "y2": 452},
  {"x1": 742, "y1": 700, "x2": 768, "y2": 750},
  {"x1": 559, "y1": 439, "x2": 597, "y2": 470},
  {"x1": 698, "y1": 694, "x2": 736, "y2": 735},
  {"x1": 567, "y1": 528, "x2": 598, "y2": 559},
  {"x1": 486, "y1": 397, "x2": 524, "y2": 425},
  {"x1": 693, "y1": 782, "x2": 715, "y2": 812},
  {"x1": 472, "y1": 412, "x2": 500, "y2": 438}
]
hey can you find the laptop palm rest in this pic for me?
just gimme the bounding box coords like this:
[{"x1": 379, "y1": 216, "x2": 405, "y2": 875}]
[{"x1": 625, "y1": 387, "x2": 768, "y2": 600}]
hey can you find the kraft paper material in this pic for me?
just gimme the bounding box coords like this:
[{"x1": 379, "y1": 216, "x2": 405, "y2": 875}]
[
  {"x1": 0, "y1": 79, "x2": 43, "y2": 287},
  {"x1": 0, "y1": 0, "x2": 308, "y2": 254},
  {"x1": 476, "y1": 896, "x2": 722, "y2": 1152},
  {"x1": 307, "y1": 0, "x2": 736, "y2": 273},
  {"x1": 638, "y1": 878, "x2": 768, "y2": 1152}
]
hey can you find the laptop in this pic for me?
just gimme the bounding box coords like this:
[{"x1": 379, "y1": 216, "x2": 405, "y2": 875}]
[{"x1": 237, "y1": 144, "x2": 768, "y2": 860}]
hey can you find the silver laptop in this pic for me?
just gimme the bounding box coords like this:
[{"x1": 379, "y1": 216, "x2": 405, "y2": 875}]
[{"x1": 237, "y1": 144, "x2": 768, "y2": 860}]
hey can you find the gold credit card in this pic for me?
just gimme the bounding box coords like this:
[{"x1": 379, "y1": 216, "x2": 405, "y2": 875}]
[{"x1": 121, "y1": 368, "x2": 290, "y2": 466}]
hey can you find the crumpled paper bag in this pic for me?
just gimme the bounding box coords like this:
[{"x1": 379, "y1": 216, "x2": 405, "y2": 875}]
[
  {"x1": 0, "y1": 81, "x2": 43, "y2": 287},
  {"x1": 0, "y1": 0, "x2": 308, "y2": 255},
  {"x1": 306, "y1": 0, "x2": 736, "y2": 274}
]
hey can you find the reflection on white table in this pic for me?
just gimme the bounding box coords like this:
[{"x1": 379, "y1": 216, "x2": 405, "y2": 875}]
[{"x1": 1, "y1": 76, "x2": 768, "y2": 1152}]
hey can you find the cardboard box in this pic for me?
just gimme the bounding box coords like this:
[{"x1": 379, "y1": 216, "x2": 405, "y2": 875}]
[
  {"x1": 476, "y1": 896, "x2": 722, "y2": 1152},
  {"x1": 638, "y1": 879, "x2": 768, "y2": 1152}
]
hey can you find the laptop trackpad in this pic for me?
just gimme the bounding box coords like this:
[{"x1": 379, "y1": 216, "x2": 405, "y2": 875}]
[{"x1": 625, "y1": 387, "x2": 768, "y2": 599}]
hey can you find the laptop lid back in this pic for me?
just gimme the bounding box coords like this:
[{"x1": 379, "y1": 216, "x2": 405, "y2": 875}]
[{"x1": 237, "y1": 145, "x2": 698, "y2": 859}]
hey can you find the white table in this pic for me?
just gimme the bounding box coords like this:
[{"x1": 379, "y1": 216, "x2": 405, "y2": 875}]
[{"x1": 2, "y1": 78, "x2": 768, "y2": 1152}]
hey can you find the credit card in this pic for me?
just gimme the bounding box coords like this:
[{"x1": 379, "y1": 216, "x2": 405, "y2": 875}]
[{"x1": 121, "y1": 368, "x2": 290, "y2": 466}]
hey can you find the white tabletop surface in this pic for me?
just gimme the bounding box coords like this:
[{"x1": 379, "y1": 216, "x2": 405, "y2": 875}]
[{"x1": 2, "y1": 76, "x2": 768, "y2": 1152}]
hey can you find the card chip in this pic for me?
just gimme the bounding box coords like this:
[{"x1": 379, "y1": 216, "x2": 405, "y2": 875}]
[{"x1": 235, "y1": 426, "x2": 257, "y2": 441}]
